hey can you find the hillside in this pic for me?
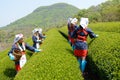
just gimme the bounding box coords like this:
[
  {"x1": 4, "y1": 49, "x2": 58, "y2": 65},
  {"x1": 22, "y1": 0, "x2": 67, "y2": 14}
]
[
  {"x1": 0, "y1": 3, "x2": 79, "y2": 51},
  {"x1": 4, "y1": 3, "x2": 79, "y2": 29}
]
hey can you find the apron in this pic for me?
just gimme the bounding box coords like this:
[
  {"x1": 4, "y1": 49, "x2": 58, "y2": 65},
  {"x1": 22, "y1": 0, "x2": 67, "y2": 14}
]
[
  {"x1": 36, "y1": 35, "x2": 40, "y2": 49},
  {"x1": 20, "y1": 52, "x2": 27, "y2": 68},
  {"x1": 36, "y1": 43, "x2": 39, "y2": 49},
  {"x1": 17, "y1": 43, "x2": 27, "y2": 68}
]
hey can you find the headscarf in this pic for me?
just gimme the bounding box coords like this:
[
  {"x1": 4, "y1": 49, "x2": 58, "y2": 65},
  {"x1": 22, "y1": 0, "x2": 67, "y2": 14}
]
[
  {"x1": 71, "y1": 18, "x2": 78, "y2": 25},
  {"x1": 14, "y1": 33, "x2": 24, "y2": 44},
  {"x1": 80, "y1": 17, "x2": 89, "y2": 29}
]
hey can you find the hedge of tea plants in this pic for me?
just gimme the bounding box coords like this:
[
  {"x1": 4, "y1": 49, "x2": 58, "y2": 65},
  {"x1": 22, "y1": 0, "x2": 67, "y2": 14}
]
[
  {"x1": 60, "y1": 22, "x2": 120, "y2": 80},
  {"x1": 14, "y1": 28, "x2": 83, "y2": 80}
]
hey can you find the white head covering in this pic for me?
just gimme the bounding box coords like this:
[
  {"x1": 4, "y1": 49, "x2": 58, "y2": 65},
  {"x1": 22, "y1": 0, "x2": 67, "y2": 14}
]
[
  {"x1": 38, "y1": 28, "x2": 42, "y2": 34},
  {"x1": 80, "y1": 17, "x2": 89, "y2": 29},
  {"x1": 67, "y1": 18, "x2": 72, "y2": 24},
  {"x1": 32, "y1": 28, "x2": 39, "y2": 34},
  {"x1": 14, "y1": 33, "x2": 23, "y2": 44},
  {"x1": 71, "y1": 18, "x2": 78, "y2": 25}
]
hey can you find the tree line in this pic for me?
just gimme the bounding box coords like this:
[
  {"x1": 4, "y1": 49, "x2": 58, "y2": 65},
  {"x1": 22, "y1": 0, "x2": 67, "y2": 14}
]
[{"x1": 75, "y1": 0, "x2": 120, "y2": 22}]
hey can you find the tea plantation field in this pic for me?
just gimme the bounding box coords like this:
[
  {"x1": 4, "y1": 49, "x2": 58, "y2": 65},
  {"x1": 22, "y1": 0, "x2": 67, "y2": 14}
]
[
  {"x1": 60, "y1": 22, "x2": 120, "y2": 80},
  {"x1": 0, "y1": 28, "x2": 83, "y2": 80},
  {"x1": 0, "y1": 22, "x2": 119, "y2": 80}
]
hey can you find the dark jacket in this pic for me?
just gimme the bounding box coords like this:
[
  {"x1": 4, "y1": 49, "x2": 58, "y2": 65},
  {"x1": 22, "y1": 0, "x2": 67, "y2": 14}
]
[
  {"x1": 71, "y1": 26, "x2": 97, "y2": 50},
  {"x1": 39, "y1": 33, "x2": 46, "y2": 39},
  {"x1": 32, "y1": 35, "x2": 39, "y2": 48},
  {"x1": 8, "y1": 43, "x2": 35, "y2": 55},
  {"x1": 8, "y1": 43, "x2": 35, "y2": 64}
]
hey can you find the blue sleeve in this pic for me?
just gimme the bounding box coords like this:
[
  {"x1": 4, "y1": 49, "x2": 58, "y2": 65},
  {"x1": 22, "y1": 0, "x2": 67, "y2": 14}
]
[
  {"x1": 25, "y1": 43, "x2": 35, "y2": 52},
  {"x1": 8, "y1": 44, "x2": 18, "y2": 55},
  {"x1": 39, "y1": 34, "x2": 45, "y2": 38},
  {"x1": 32, "y1": 35, "x2": 38, "y2": 43},
  {"x1": 75, "y1": 25, "x2": 78, "y2": 29},
  {"x1": 87, "y1": 28, "x2": 97, "y2": 38},
  {"x1": 8, "y1": 48, "x2": 13, "y2": 55},
  {"x1": 71, "y1": 27, "x2": 78, "y2": 38}
]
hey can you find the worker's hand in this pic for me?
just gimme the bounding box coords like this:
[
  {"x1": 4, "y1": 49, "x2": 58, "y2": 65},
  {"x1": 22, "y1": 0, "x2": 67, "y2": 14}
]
[
  {"x1": 35, "y1": 49, "x2": 42, "y2": 52},
  {"x1": 37, "y1": 40, "x2": 42, "y2": 42},
  {"x1": 95, "y1": 34, "x2": 99, "y2": 38},
  {"x1": 9, "y1": 53, "x2": 15, "y2": 60},
  {"x1": 43, "y1": 36, "x2": 46, "y2": 38}
]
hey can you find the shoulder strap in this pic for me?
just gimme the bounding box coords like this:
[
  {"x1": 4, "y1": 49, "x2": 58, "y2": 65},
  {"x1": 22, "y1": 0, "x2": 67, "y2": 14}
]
[
  {"x1": 83, "y1": 29, "x2": 88, "y2": 36},
  {"x1": 17, "y1": 42, "x2": 26, "y2": 51},
  {"x1": 76, "y1": 28, "x2": 88, "y2": 41}
]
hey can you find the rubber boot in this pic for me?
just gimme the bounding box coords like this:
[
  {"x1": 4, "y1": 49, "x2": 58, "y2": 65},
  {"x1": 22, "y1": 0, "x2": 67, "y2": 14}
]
[{"x1": 80, "y1": 60, "x2": 87, "y2": 72}]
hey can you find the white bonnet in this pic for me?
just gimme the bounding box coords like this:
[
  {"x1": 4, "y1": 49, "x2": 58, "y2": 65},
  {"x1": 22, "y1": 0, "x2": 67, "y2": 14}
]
[
  {"x1": 71, "y1": 18, "x2": 78, "y2": 25},
  {"x1": 32, "y1": 28, "x2": 39, "y2": 34},
  {"x1": 14, "y1": 33, "x2": 23, "y2": 44},
  {"x1": 67, "y1": 18, "x2": 72, "y2": 23},
  {"x1": 38, "y1": 28, "x2": 42, "y2": 34},
  {"x1": 80, "y1": 17, "x2": 89, "y2": 29}
]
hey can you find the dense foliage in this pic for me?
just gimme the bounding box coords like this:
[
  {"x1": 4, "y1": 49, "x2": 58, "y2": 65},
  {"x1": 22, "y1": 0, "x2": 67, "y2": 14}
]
[
  {"x1": 0, "y1": 21, "x2": 119, "y2": 80},
  {"x1": 14, "y1": 28, "x2": 83, "y2": 80},
  {"x1": 89, "y1": 22, "x2": 120, "y2": 33},
  {"x1": 88, "y1": 22, "x2": 120, "y2": 80},
  {"x1": 60, "y1": 22, "x2": 120, "y2": 80},
  {"x1": 75, "y1": 0, "x2": 120, "y2": 22}
]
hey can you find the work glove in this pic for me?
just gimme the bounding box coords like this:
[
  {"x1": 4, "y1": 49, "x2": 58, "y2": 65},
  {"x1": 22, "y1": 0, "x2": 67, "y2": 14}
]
[
  {"x1": 37, "y1": 40, "x2": 42, "y2": 42},
  {"x1": 95, "y1": 34, "x2": 99, "y2": 38},
  {"x1": 43, "y1": 36, "x2": 46, "y2": 39},
  {"x1": 9, "y1": 53, "x2": 15, "y2": 60},
  {"x1": 35, "y1": 49, "x2": 42, "y2": 52}
]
